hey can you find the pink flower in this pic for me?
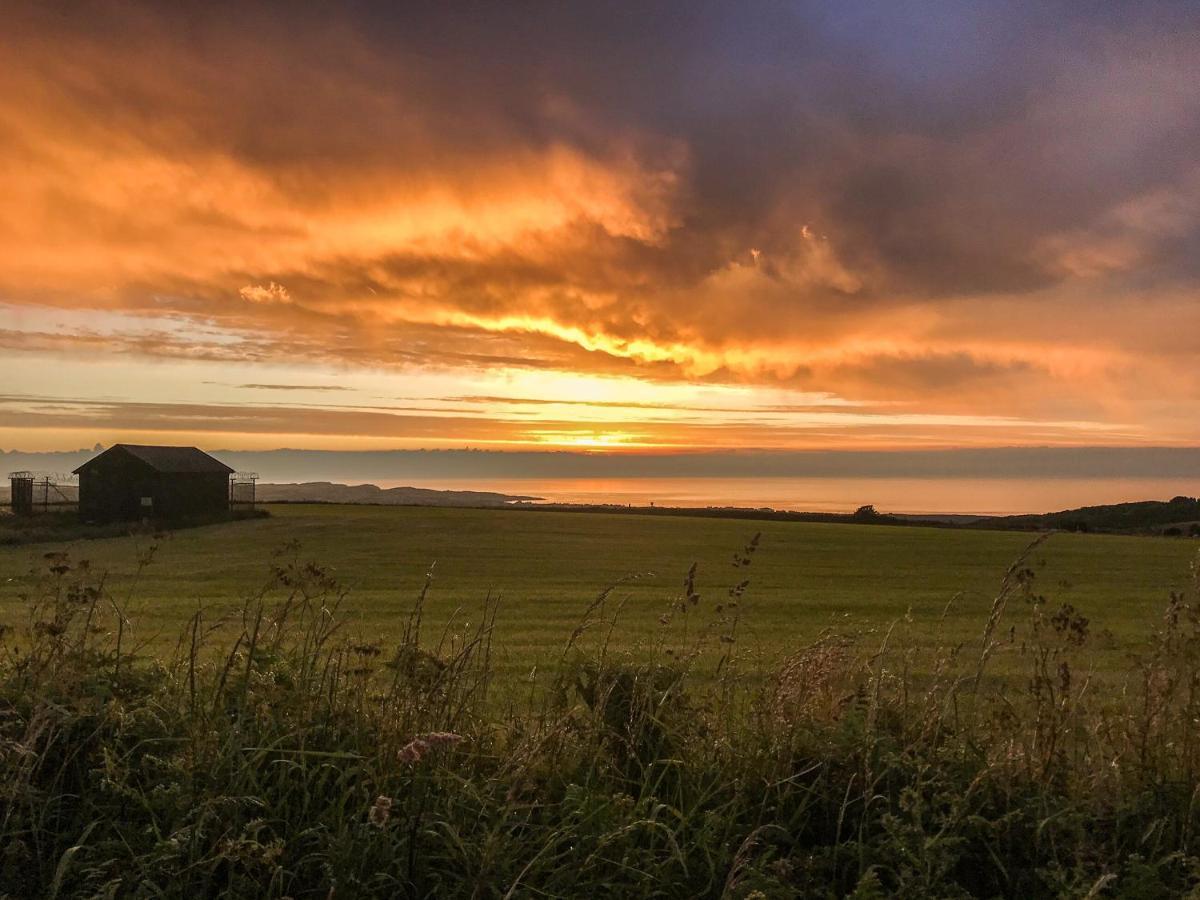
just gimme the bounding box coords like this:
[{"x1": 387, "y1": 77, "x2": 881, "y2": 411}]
[{"x1": 398, "y1": 732, "x2": 463, "y2": 765}]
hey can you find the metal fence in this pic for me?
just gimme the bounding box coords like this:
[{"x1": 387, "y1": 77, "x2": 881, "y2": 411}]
[
  {"x1": 8, "y1": 472, "x2": 79, "y2": 516},
  {"x1": 230, "y1": 472, "x2": 259, "y2": 510}
]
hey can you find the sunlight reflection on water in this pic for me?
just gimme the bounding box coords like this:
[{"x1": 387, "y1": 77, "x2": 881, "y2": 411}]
[{"x1": 367, "y1": 476, "x2": 1196, "y2": 516}]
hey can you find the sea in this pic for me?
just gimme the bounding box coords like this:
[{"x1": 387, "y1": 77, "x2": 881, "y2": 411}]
[{"x1": 371, "y1": 476, "x2": 1197, "y2": 517}]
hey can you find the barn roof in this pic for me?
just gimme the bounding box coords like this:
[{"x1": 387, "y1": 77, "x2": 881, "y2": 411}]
[{"x1": 74, "y1": 444, "x2": 235, "y2": 475}]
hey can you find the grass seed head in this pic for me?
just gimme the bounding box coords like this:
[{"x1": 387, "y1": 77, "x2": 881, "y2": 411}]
[{"x1": 367, "y1": 795, "x2": 392, "y2": 828}]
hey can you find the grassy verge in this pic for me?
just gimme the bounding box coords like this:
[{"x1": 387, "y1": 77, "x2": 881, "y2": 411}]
[
  {"x1": 2, "y1": 536, "x2": 1200, "y2": 897},
  {"x1": 0, "y1": 509, "x2": 269, "y2": 547}
]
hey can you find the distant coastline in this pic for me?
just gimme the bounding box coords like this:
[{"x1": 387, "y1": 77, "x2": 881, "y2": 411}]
[
  {"x1": 254, "y1": 483, "x2": 1200, "y2": 536},
  {"x1": 255, "y1": 482, "x2": 541, "y2": 507}
]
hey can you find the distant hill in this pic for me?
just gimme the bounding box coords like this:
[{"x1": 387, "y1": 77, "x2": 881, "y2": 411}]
[
  {"x1": 255, "y1": 482, "x2": 539, "y2": 507},
  {"x1": 972, "y1": 496, "x2": 1200, "y2": 535}
]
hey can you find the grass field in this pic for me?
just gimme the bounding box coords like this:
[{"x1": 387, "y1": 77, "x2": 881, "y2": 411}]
[
  {"x1": 6, "y1": 503, "x2": 1200, "y2": 896},
  {"x1": 1, "y1": 503, "x2": 1195, "y2": 676}
]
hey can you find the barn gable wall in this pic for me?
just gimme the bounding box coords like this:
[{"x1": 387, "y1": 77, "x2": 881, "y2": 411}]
[{"x1": 78, "y1": 452, "x2": 155, "y2": 522}]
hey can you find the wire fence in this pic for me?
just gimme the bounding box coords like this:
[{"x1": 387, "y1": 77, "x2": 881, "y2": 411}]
[{"x1": 7, "y1": 472, "x2": 79, "y2": 516}]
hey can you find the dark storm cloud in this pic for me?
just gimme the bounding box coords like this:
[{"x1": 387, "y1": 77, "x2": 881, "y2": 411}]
[
  {"x1": 326, "y1": 0, "x2": 1200, "y2": 299},
  {"x1": 11, "y1": 1, "x2": 1199, "y2": 295}
]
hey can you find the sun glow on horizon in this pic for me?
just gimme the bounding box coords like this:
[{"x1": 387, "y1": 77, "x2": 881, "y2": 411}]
[{"x1": 529, "y1": 430, "x2": 650, "y2": 449}]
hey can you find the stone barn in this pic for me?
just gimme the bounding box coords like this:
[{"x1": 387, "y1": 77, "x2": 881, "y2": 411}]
[{"x1": 74, "y1": 444, "x2": 234, "y2": 523}]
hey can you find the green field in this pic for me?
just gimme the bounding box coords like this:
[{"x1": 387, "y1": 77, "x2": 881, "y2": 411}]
[
  {"x1": 6, "y1": 503, "x2": 1200, "y2": 896},
  {"x1": 1, "y1": 503, "x2": 1196, "y2": 674}
]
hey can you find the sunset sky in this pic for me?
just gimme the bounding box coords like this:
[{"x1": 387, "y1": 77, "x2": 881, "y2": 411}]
[{"x1": 3, "y1": 2, "x2": 1199, "y2": 454}]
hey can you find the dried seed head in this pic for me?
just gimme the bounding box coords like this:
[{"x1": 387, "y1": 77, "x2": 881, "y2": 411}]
[{"x1": 368, "y1": 795, "x2": 392, "y2": 828}]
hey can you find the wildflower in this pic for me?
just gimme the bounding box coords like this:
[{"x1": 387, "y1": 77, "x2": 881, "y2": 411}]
[
  {"x1": 398, "y1": 731, "x2": 463, "y2": 765},
  {"x1": 398, "y1": 738, "x2": 428, "y2": 765},
  {"x1": 367, "y1": 795, "x2": 392, "y2": 828}
]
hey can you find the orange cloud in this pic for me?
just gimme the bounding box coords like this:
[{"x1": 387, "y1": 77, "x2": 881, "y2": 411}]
[{"x1": 2, "y1": 4, "x2": 1200, "y2": 450}]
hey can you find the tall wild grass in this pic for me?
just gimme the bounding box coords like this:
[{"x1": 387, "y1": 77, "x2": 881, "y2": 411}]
[{"x1": 2, "y1": 534, "x2": 1200, "y2": 898}]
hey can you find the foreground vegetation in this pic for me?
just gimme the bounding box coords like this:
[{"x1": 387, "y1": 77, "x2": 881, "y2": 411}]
[
  {"x1": 3, "y1": 532, "x2": 1200, "y2": 897},
  {"x1": 980, "y1": 495, "x2": 1200, "y2": 536}
]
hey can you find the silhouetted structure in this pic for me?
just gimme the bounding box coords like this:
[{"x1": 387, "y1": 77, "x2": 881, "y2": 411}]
[
  {"x1": 230, "y1": 471, "x2": 260, "y2": 511},
  {"x1": 74, "y1": 444, "x2": 234, "y2": 523},
  {"x1": 7, "y1": 471, "x2": 78, "y2": 516},
  {"x1": 9, "y1": 472, "x2": 32, "y2": 516}
]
